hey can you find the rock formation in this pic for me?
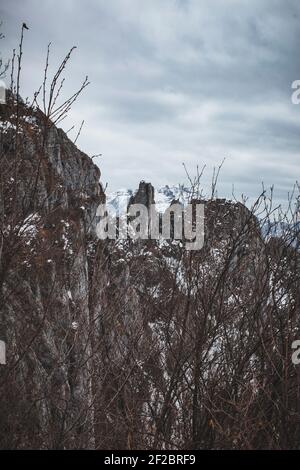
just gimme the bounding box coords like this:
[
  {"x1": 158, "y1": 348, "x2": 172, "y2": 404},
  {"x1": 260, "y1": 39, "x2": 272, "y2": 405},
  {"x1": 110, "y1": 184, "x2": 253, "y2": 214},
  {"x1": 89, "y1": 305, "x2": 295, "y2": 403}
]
[{"x1": 0, "y1": 96, "x2": 104, "y2": 448}]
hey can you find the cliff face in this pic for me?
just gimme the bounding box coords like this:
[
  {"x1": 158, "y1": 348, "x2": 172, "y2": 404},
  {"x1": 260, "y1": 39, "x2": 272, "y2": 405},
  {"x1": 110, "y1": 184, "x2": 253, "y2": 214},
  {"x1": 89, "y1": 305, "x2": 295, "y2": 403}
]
[
  {"x1": 1, "y1": 98, "x2": 299, "y2": 450},
  {"x1": 1, "y1": 98, "x2": 262, "y2": 447},
  {"x1": 0, "y1": 99, "x2": 105, "y2": 449},
  {"x1": 128, "y1": 181, "x2": 155, "y2": 209}
]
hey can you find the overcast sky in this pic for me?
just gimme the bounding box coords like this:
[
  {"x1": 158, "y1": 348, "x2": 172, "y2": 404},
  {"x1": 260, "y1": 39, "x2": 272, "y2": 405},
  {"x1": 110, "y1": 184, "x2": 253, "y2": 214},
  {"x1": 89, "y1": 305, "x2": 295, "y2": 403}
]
[{"x1": 1, "y1": 0, "x2": 300, "y2": 204}]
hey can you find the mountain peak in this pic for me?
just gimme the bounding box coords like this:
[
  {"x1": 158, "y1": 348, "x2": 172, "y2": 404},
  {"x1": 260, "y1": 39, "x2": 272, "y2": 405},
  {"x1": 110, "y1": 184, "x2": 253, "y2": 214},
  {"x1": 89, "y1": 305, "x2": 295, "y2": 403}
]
[{"x1": 106, "y1": 182, "x2": 191, "y2": 215}]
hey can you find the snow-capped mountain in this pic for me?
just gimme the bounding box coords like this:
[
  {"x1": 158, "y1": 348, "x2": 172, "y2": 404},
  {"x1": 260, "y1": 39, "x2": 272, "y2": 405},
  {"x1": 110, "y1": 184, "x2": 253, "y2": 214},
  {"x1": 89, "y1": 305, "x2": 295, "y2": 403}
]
[
  {"x1": 155, "y1": 184, "x2": 191, "y2": 213},
  {"x1": 260, "y1": 220, "x2": 300, "y2": 245},
  {"x1": 106, "y1": 184, "x2": 191, "y2": 215},
  {"x1": 105, "y1": 188, "x2": 133, "y2": 216}
]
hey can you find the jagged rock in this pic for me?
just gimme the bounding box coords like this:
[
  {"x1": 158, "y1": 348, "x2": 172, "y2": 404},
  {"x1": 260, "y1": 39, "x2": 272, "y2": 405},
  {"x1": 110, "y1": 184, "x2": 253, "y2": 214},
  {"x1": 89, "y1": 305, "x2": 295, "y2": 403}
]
[
  {"x1": 128, "y1": 181, "x2": 155, "y2": 209},
  {"x1": 0, "y1": 99, "x2": 105, "y2": 448},
  {"x1": 1, "y1": 98, "x2": 299, "y2": 450}
]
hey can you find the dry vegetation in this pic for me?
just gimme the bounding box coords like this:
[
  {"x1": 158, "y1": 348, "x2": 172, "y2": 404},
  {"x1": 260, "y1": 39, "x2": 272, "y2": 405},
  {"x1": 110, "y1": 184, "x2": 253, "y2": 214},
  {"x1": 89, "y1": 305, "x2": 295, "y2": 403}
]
[{"x1": 0, "y1": 26, "x2": 300, "y2": 449}]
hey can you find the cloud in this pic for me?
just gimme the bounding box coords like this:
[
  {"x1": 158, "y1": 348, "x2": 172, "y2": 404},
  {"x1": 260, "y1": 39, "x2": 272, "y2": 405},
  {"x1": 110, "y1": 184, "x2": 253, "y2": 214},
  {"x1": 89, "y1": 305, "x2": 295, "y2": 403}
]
[{"x1": 0, "y1": 0, "x2": 299, "y2": 205}]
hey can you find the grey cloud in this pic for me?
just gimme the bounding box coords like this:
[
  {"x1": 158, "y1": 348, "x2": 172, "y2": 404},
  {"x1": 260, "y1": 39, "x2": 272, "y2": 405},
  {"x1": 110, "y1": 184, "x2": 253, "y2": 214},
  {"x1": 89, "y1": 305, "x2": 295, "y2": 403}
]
[{"x1": 0, "y1": 0, "x2": 299, "y2": 206}]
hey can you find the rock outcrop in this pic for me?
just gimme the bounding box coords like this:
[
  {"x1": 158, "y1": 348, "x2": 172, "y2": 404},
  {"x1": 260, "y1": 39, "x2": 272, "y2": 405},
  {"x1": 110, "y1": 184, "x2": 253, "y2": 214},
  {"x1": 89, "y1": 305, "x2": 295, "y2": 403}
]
[
  {"x1": 1, "y1": 97, "x2": 300, "y2": 450},
  {"x1": 128, "y1": 181, "x2": 155, "y2": 209},
  {"x1": 0, "y1": 98, "x2": 104, "y2": 448}
]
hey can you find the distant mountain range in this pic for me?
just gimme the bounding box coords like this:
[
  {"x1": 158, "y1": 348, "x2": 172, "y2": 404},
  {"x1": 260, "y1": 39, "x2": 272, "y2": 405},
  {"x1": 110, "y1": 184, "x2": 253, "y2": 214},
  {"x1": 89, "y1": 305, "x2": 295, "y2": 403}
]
[
  {"x1": 106, "y1": 184, "x2": 300, "y2": 245},
  {"x1": 106, "y1": 184, "x2": 192, "y2": 215}
]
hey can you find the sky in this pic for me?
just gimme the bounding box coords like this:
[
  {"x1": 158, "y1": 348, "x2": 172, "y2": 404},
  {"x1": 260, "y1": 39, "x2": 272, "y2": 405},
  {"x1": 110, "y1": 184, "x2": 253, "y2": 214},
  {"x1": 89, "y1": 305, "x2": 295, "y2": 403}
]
[{"x1": 0, "y1": 0, "x2": 300, "y2": 205}]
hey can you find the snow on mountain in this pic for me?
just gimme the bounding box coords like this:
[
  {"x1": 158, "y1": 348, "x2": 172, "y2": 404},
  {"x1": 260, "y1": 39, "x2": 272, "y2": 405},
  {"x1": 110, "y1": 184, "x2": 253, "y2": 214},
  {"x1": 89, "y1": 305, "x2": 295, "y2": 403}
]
[
  {"x1": 260, "y1": 220, "x2": 300, "y2": 245},
  {"x1": 106, "y1": 188, "x2": 133, "y2": 216},
  {"x1": 106, "y1": 184, "x2": 191, "y2": 215},
  {"x1": 155, "y1": 184, "x2": 191, "y2": 213}
]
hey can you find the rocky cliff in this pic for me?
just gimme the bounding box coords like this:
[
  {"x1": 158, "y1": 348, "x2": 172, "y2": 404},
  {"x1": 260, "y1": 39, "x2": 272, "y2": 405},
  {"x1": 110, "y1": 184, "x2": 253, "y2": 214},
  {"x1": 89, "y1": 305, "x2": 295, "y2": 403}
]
[
  {"x1": 0, "y1": 96, "x2": 104, "y2": 448},
  {"x1": 1, "y1": 97, "x2": 300, "y2": 450}
]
